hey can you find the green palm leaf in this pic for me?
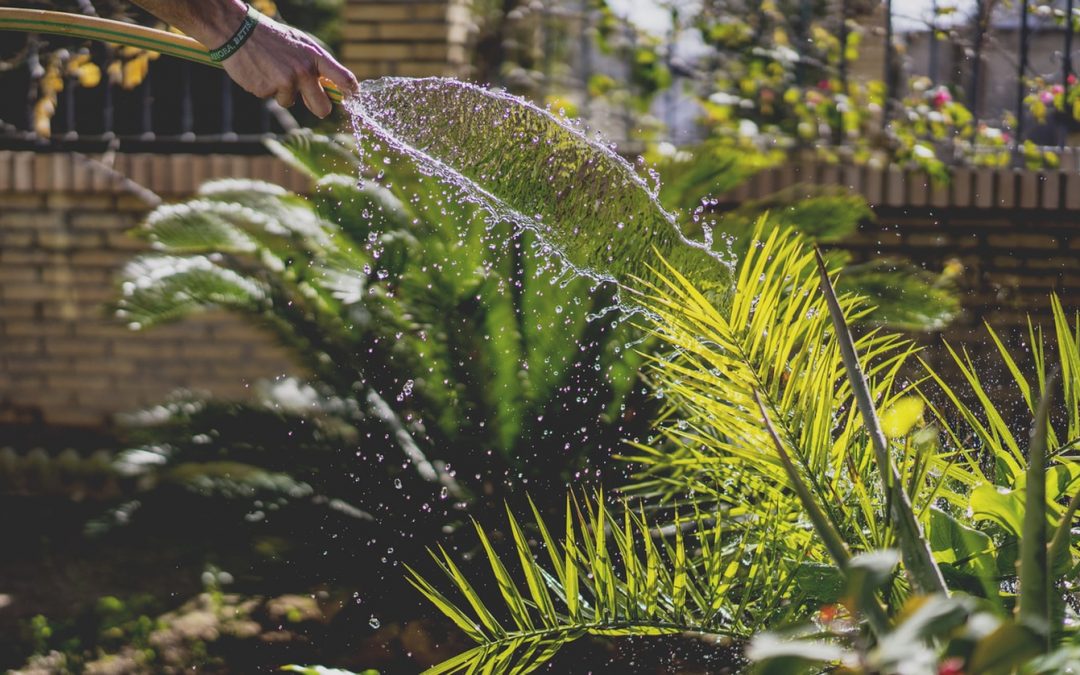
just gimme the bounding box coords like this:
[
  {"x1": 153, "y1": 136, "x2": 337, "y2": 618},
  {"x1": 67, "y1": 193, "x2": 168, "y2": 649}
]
[
  {"x1": 352, "y1": 77, "x2": 728, "y2": 293},
  {"x1": 410, "y1": 494, "x2": 795, "y2": 674},
  {"x1": 117, "y1": 255, "x2": 268, "y2": 327}
]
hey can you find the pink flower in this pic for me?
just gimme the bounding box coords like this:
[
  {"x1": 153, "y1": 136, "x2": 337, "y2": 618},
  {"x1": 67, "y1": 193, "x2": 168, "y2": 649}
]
[
  {"x1": 1052, "y1": 84, "x2": 1065, "y2": 95},
  {"x1": 1069, "y1": 74, "x2": 1077, "y2": 85},
  {"x1": 931, "y1": 87, "x2": 952, "y2": 108},
  {"x1": 938, "y1": 657, "x2": 965, "y2": 675},
  {"x1": 1041, "y1": 90, "x2": 1055, "y2": 104}
]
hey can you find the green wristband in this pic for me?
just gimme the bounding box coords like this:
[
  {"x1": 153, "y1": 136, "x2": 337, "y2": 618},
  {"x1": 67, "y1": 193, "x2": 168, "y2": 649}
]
[{"x1": 208, "y1": 4, "x2": 261, "y2": 63}]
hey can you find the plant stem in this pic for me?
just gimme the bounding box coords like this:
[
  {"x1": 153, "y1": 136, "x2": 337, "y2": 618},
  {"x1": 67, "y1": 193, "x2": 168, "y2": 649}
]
[
  {"x1": 1018, "y1": 374, "x2": 1055, "y2": 647},
  {"x1": 755, "y1": 390, "x2": 890, "y2": 637},
  {"x1": 814, "y1": 248, "x2": 948, "y2": 597}
]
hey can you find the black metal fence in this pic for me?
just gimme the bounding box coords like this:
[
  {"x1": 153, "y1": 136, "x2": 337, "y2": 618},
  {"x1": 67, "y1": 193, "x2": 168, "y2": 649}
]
[
  {"x1": 4, "y1": 1, "x2": 1080, "y2": 164},
  {"x1": 499, "y1": 0, "x2": 1080, "y2": 166},
  {"x1": 909, "y1": 0, "x2": 1080, "y2": 149},
  {"x1": 0, "y1": 36, "x2": 296, "y2": 153}
]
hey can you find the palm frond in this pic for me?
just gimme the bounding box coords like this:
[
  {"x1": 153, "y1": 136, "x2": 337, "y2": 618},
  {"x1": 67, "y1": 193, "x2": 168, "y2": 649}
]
[
  {"x1": 620, "y1": 224, "x2": 967, "y2": 608},
  {"x1": 265, "y1": 131, "x2": 360, "y2": 179},
  {"x1": 117, "y1": 255, "x2": 268, "y2": 328},
  {"x1": 352, "y1": 77, "x2": 728, "y2": 292},
  {"x1": 410, "y1": 494, "x2": 797, "y2": 674},
  {"x1": 835, "y1": 258, "x2": 960, "y2": 331}
]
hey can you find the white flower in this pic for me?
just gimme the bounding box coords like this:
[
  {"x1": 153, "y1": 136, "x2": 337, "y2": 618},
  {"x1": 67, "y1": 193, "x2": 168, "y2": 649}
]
[
  {"x1": 738, "y1": 119, "x2": 759, "y2": 137},
  {"x1": 913, "y1": 144, "x2": 936, "y2": 160}
]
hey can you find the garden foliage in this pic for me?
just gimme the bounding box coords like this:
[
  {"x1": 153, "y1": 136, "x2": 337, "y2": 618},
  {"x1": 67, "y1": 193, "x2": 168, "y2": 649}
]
[
  {"x1": 112, "y1": 131, "x2": 646, "y2": 528},
  {"x1": 338, "y1": 79, "x2": 1080, "y2": 674},
  {"x1": 116, "y1": 79, "x2": 969, "y2": 672}
]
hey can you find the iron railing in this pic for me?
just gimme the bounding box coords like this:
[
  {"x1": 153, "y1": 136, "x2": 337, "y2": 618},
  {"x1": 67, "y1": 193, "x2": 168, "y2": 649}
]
[
  {"x1": 0, "y1": 36, "x2": 298, "y2": 153},
  {"x1": 4, "y1": 1, "x2": 1080, "y2": 165},
  {"x1": 503, "y1": 0, "x2": 1080, "y2": 167}
]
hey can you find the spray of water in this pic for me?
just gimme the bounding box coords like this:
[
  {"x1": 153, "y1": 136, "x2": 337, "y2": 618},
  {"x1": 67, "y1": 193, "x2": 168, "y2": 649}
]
[{"x1": 343, "y1": 77, "x2": 734, "y2": 313}]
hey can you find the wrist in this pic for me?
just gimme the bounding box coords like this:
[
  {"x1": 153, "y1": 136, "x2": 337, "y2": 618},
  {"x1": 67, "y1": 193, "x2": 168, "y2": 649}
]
[{"x1": 188, "y1": 0, "x2": 249, "y2": 48}]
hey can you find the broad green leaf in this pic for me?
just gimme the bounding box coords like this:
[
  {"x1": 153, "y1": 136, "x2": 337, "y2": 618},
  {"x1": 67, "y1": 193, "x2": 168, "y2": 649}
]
[
  {"x1": 1021, "y1": 643, "x2": 1080, "y2": 674},
  {"x1": 118, "y1": 256, "x2": 267, "y2": 327},
  {"x1": 747, "y1": 631, "x2": 850, "y2": 675},
  {"x1": 927, "y1": 507, "x2": 1000, "y2": 603},
  {"x1": 873, "y1": 595, "x2": 973, "y2": 672},
  {"x1": 352, "y1": 77, "x2": 728, "y2": 294},
  {"x1": 970, "y1": 484, "x2": 1025, "y2": 536},
  {"x1": 968, "y1": 621, "x2": 1044, "y2": 675},
  {"x1": 791, "y1": 562, "x2": 845, "y2": 605},
  {"x1": 843, "y1": 550, "x2": 899, "y2": 627},
  {"x1": 265, "y1": 132, "x2": 359, "y2": 180}
]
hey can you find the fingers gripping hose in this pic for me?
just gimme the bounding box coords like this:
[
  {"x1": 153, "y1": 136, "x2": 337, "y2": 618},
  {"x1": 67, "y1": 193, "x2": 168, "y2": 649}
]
[{"x1": 0, "y1": 8, "x2": 344, "y2": 103}]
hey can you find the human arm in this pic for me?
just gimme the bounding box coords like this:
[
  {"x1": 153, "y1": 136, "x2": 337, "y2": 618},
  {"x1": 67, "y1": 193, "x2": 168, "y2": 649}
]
[{"x1": 129, "y1": 0, "x2": 358, "y2": 118}]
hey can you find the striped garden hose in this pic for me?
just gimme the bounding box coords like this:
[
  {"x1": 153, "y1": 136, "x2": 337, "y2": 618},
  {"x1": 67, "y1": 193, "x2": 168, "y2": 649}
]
[{"x1": 0, "y1": 8, "x2": 344, "y2": 103}]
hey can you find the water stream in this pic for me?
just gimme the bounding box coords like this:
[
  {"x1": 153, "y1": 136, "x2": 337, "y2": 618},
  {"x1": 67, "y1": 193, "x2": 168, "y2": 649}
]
[{"x1": 344, "y1": 77, "x2": 735, "y2": 311}]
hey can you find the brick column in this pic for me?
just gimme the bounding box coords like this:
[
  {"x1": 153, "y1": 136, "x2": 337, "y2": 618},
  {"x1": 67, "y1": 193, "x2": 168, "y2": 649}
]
[{"x1": 341, "y1": 0, "x2": 471, "y2": 80}]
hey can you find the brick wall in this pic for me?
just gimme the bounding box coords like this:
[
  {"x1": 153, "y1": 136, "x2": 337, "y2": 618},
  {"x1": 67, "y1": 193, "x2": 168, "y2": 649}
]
[
  {"x1": 718, "y1": 160, "x2": 1080, "y2": 366},
  {"x1": 340, "y1": 0, "x2": 471, "y2": 80},
  {"x1": 0, "y1": 152, "x2": 308, "y2": 430}
]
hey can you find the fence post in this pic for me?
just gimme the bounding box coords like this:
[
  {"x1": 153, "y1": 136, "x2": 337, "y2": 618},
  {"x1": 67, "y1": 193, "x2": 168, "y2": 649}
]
[
  {"x1": 929, "y1": 0, "x2": 939, "y2": 81},
  {"x1": 883, "y1": 0, "x2": 894, "y2": 125},
  {"x1": 221, "y1": 71, "x2": 234, "y2": 139},
  {"x1": 839, "y1": 0, "x2": 849, "y2": 88},
  {"x1": 1063, "y1": 0, "x2": 1075, "y2": 149},
  {"x1": 1014, "y1": 0, "x2": 1030, "y2": 166},
  {"x1": 181, "y1": 61, "x2": 194, "y2": 141},
  {"x1": 969, "y1": 0, "x2": 986, "y2": 115},
  {"x1": 140, "y1": 73, "x2": 153, "y2": 140}
]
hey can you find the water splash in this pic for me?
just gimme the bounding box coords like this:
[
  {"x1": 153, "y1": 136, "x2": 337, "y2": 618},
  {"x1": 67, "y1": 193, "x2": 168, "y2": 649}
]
[{"x1": 344, "y1": 77, "x2": 734, "y2": 312}]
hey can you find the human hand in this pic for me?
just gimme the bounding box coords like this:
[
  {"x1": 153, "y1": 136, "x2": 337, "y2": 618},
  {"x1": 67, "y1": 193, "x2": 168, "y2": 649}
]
[
  {"x1": 219, "y1": 9, "x2": 358, "y2": 118},
  {"x1": 190, "y1": 1, "x2": 357, "y2": 118}
]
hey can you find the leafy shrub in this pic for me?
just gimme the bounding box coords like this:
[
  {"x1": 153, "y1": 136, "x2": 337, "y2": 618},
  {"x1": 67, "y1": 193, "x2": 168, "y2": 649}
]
[
  {"x1": 112, "y1": 131, "x2": 651, "y2": 534},
  {"x1": 336, "y1": 79, "x2": 1080, "y2": 674}
]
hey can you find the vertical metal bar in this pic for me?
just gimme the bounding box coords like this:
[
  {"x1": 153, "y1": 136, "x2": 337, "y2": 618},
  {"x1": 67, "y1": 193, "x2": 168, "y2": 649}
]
[
  {"x1": 63, "y1": 70, "x2": 76, "y2": 139},
  {"x1": 969, "y1": 0, "x2": 985, "y2": 115},
  {"x1": 579, "y1": 0, "x2": 592, "y2": 123},
  {"x1": 1063, "y1": 0, "x2": 1075, "y2": 148},
  {"x1": 25, "y1": 43, "x2": 40, "y2": 136},
  {"x1": 180, "y1": 60, "x2": 194, "y2": 140},
  {"x1": 221, "y1": 69, "x2": 235, "y2": 138},
  {"x1": 140, "y1": 68, "x2": 153, "y2": 140},
  {"x1": 796, "y1": 0, "x2": 811, "y2": 85},
  {"x1": 1015, "y1": 0, "x2": 1030, "y2": 163},
  {"x1": 839, "y1": 0, "x2": 849, "y2": 88},
  {"x1": 884, "y1": 0, "x2": 894, "y2": 124},
  {"x1": 102, "y1": 47, "x2": 114, "y2": 139},
  {"x1": 929, "y1": 0, "x2": 939, "y2": 81}
]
